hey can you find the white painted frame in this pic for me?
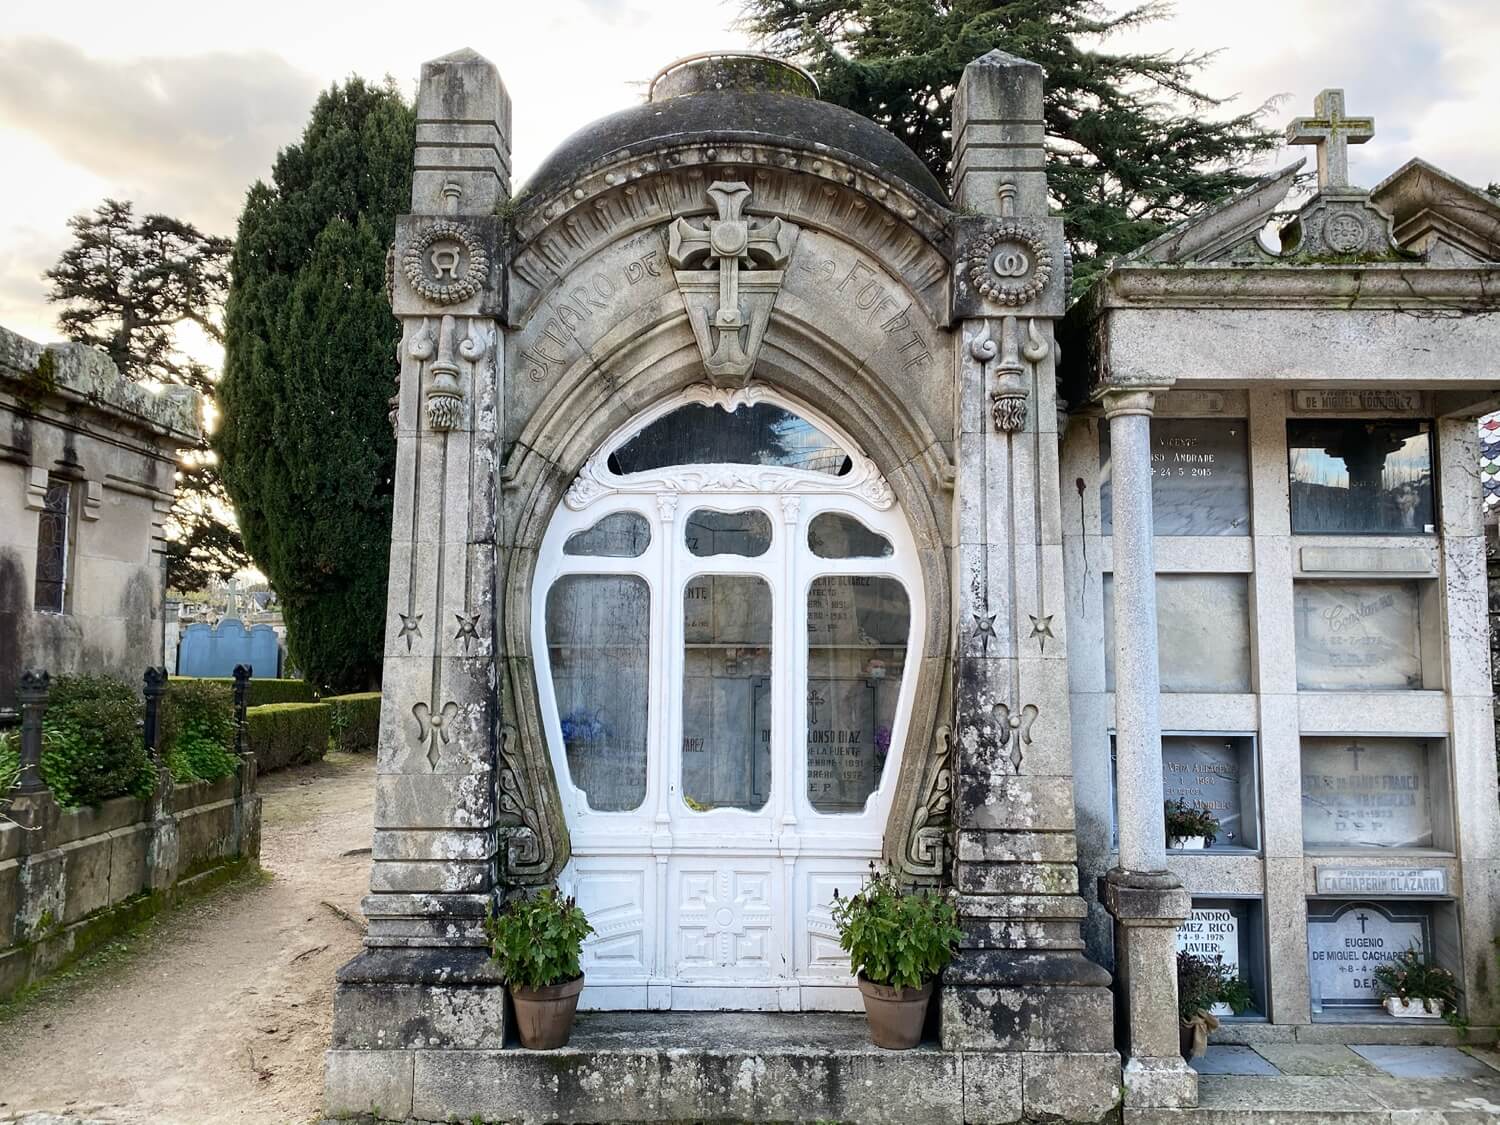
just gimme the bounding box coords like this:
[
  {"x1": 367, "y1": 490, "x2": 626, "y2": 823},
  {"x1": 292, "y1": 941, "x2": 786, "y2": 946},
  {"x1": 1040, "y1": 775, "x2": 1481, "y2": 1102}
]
[{"x1": 532, "y1": 384, "x2": 926, "y2": 1011}]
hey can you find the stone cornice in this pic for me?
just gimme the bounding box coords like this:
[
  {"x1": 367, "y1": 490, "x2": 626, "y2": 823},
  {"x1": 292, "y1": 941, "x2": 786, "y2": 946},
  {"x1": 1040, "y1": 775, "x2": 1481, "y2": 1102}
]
[
  {"x1": 1075, "y1": 263, "x2": 1500, "y2": 319},
  {"x1": 0, "y1": 326, "x2": 201, "y2": 444}
]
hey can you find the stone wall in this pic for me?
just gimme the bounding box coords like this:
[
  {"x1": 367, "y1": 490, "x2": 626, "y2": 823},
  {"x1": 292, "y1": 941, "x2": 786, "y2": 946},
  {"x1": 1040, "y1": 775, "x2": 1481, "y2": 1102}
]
[
  {"x1": 0, "y1": 326, "x2": 201, "y2": 711},
  {"x1": 0, "y1": 768, "x2": 260, "y2": 1000}
]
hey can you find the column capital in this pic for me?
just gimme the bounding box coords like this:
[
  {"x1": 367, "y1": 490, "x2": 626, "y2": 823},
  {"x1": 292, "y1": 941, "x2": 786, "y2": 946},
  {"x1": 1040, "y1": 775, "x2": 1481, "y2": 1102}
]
[{"x1": 1098, "y1": 384, "x2": 1171, "y2": 419}]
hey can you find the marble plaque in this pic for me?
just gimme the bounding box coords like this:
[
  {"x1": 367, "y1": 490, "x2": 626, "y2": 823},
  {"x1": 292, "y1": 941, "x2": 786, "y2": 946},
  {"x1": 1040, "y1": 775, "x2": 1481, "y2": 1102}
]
[
  {"x1": 1293, "y1": 389, "x2": 1424, "y2": 413},
  {"x1": 1308, "y1": 902, "x2": 1428, "y2": 1009},
  {"x1": 1163, "y1": 736, "x2": 1254, "y2": 847},
  {"x1": 1315, "y1": 866, "x2": 1448, "y2": 896},
  {"x1": 1100, "y1": 417, "x2": 1250, "y2": 536},
  {"x1": 1301, "y1": 737, "x2": 1434, "y2": 849},
  {"x1": 1105, "y1": 574, "x2": 1252, "y2": 693},
  {"x1": 1294, "y1": 581, "x2": 1423, "y2": 691},
  {"x1": 1177, "y1": 906, "x2": 1240, "y2": 973}
]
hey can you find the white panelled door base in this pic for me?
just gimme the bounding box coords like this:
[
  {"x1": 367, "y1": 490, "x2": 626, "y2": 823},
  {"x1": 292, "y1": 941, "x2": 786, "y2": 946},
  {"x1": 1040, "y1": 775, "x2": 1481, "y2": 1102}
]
[{"x1": 533, "y1": 385, "x2": 924, "y2": 1012}]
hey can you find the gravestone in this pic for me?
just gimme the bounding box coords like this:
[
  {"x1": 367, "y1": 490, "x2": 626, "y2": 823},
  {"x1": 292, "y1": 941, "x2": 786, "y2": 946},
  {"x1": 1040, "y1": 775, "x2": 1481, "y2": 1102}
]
[
  {"x1": 1176, "y1": 905, "x2": 1240, "y2": 972},
  {"x1": 1308, "y1": 902, "x2": 1429, "y2": 1010},
  {"x1": 806, "y1": 677, "x2": 878, "y2": 810},
  {"x1": 177, "y1": 617, "x2": 281, "y2": 679},
  {"x1": 1105, "y1": 574, "x2": 1252, "y2": 693},
  {"x1": 1301, "y1": 737, "x2": 1434, "y2": 848},
  {"x1": 1162, "y1": 736, "x2": 1255, "y2": 848},
  {"x1": 1100, "y1": 417, "x2": 1250, "y2": 536},
  {"x1": 1294, "y1": 581, "x2": 1424, "y2": 690}
]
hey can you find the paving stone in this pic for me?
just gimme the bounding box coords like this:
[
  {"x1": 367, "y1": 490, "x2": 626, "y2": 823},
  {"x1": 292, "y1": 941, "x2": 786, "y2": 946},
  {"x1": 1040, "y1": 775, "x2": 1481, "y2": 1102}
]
[
  {"x1": 1190, "y1": 1045, "x2": 1282, "y2": 1076},
  {"x1": 1254, "y1": 1045, "x2": 1383, "y2": 1077},
  {"x1": 1359, "y1": 1074, "x2": 1500, "y2": 1120},
  {"x1": 1192, "y1": 1075, "x2": 1388, "y2": 1112},
  {"x1": 1351, "y1": 1045, "x2": 1496, "y2": 1079}
]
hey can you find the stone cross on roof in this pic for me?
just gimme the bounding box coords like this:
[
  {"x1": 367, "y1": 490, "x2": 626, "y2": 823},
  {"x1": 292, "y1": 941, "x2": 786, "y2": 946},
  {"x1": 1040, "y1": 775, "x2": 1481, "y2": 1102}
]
[{"x1": 1286, "y1": 89, "x2": 1375, "y2": 190}]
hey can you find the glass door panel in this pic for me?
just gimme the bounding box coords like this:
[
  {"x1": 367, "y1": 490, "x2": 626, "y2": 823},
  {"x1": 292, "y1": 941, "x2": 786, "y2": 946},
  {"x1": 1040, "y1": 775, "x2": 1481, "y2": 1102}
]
[
  {"x1": 805, "y1": 576, "x2": 910, "y2": 813},
  {"x1": 682, "y1": 574, "x2": 773, "y2": 812}
]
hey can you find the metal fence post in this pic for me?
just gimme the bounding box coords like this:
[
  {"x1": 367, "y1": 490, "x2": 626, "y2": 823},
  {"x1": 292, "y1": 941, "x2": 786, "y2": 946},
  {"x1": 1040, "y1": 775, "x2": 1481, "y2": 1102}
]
[
  {"x1": 15, "y1": 668, "x2": 49, "y2": 795},
  {"x1": 142, "y1": 665, "x2": 168, "y2": 763},
  {"x1": 232, "y1": 664, "x2": 252, "y2": 758}
]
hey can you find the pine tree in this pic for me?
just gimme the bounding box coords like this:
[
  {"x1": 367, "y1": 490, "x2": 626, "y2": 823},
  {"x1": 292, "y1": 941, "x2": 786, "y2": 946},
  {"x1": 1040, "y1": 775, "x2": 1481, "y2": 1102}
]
[
  {"x1": 44, "y1": 200, "x2": 248, "y2": 590},
  {"x1": 742, "y1": 0, "x2": 1281, "y2": 293},
  {"x1": 216, "y1": 78, "x2": 414, "y2": 692}
]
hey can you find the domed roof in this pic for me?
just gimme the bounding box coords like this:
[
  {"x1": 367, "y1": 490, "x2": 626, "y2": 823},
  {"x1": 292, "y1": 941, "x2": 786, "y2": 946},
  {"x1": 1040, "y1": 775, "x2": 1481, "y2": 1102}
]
[{"x1": 522, "y1": 53, "x2": 948, "y2": 206}]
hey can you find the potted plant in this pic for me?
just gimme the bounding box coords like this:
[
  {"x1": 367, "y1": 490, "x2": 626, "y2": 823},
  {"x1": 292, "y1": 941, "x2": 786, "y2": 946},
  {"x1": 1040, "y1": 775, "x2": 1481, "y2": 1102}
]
[
  {"x1": 1374, "y1": 946, "x2": 1459, "y2": 1020},
  {"x1": 1165, "y1": 799, "x2": 1219, "y2": 850},
  {"x1": 484, "y1": 887, "x2": 594, "y2": 1049},
  {"x1": 831, "y1": 865, "x2": 963, "y2": 1049},
  {"x1": 1213, "y1": 972, "x2": 1255, "y2": 1018},
  {"x1": 1176, "y1": 951, "x2": 1224, "y2": 1058}
]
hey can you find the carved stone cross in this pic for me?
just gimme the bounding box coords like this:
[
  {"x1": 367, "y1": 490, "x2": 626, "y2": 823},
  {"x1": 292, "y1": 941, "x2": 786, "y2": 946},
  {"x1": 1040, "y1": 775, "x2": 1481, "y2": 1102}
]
[
  {"x1": 669, "y1": 181, "x2": 796, "y2": 382},
  {"x1": 1287, "y1": 89, "x2": 1374, "y2": 189}
]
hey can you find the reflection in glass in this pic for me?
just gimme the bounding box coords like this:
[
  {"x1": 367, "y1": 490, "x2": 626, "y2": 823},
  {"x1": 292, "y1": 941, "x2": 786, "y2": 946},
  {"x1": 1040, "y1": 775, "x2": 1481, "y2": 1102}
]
[
  {"x1": 611, "y1": 402, "x2": 851, "y2": 476},
  {"x1": 564, "y1": 511, "x2": 651, "y2": 558},
  {"x1": 806, "y1": 576, "x2": 909, "y2": 813},
  {"x1": 1288, "y1": 420, "x2": 1434, "y2": 534},
  {"x1": 546, "y1": 575, "x2": 650, "y2": 811},
  {"x1": 685, "y1": 509, "x2": 773, "y2": 558},
  {"x1": 1099, "y1": 418, "x2": 1250, "y2": 536},
  {"x1": 807, "y1": 512, "x2": 893, "y2": 559},
  {"x1": 682, "y1": 575, "x2": 772, "y2": 811}
]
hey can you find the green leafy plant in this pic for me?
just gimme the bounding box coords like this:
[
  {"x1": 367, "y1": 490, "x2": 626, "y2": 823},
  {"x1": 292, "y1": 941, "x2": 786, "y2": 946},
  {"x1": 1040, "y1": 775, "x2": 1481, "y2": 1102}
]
[
  {"x1": 161, "y1": 679, "x2": 238, "y2": 783},
  {"x1": 1375, "y1": 945, "x2": 1460, "y2": 1017},
  {"x1": 1217, "y1": 973, "x2": 1255, "y2": 1016},
  {"x1": 245, "y1": 702, "x2": 331, "y2": 772},
  {"x1": 1164, "y1": 799, "x2": 1219, "y2": 847},
  {"x1": 0, "y1": 675, "x2": 155, "y2": 808},
  {"x1": 484, "y1": 887, "x2": 594, "y2": 990},
  {"x1": 830, "y1": 865, "x2": 963, "y2": 990}
]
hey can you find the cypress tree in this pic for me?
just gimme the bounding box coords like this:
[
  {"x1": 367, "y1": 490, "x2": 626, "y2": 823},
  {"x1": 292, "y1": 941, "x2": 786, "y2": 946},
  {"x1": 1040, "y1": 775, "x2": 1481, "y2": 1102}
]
[
  {"x1": 216, "y1": 79, "x2": 414, "y2": 692},
  {"x1": 742, "y1": 0, "x2": 1281, "y2": 293}
]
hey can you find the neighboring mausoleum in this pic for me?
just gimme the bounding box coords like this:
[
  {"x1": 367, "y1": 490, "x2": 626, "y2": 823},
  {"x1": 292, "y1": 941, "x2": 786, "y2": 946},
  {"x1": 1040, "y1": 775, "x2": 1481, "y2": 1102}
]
[
  {"x1": 325, "y1": 47, "x2": 1500, "y2": 1124},
  {"x1": 0, "y1": 326, "x2": 200, "y2": 710}
]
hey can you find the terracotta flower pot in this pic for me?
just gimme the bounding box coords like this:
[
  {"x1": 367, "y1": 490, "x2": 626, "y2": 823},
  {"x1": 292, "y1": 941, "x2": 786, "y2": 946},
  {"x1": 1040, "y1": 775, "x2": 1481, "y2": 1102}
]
[
  {"x1": 857, "y1": 973, "x2": 934, "y2": 1049},
  {"x1": 511, "y1": 974, "x2": 585, "y2": 1049}
]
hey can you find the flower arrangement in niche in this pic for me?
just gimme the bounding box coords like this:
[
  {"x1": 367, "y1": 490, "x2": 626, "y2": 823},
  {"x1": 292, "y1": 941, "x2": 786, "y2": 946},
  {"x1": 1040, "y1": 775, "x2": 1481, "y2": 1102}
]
[
  {"x1": 1374, "y1": 945, "x2": 1460, "y2": 1023},
  {"x1": 1164, "y1": 798, "x2": 1219, "y2": 849}
]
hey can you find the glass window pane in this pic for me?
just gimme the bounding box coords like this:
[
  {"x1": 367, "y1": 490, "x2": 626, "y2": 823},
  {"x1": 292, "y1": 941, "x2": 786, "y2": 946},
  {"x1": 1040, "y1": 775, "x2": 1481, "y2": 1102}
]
[
  {"x1": 1288, "y1": 420, "x2": 1434, "y2": 534},
  {"x1": 685, "y1": 508, "x2": 772, "y2": 558},
  {"x1": 806, "y1": 576, "x2": 909, "y2": 813},
  {"x1": 807, "y1": 512, "x2": 893, "y2": 559},
  {"x1": 682, "y1": 575, "x2": 772, "y2": 812},
  {"x1": 611, "y1": 402, "x2": 851, "y2": 476},
  {"x1": 545, "y1": 575, "x2": 650, "y2": 812},
  {"x1": 564, "y1": 512, "x2": 651, "y2": 557},
  {"x1": 1099, "y1": 418, "x2": 1250, "y2": 536},
  {"x1": 33, "y1": 476, "x2": 70, "y2": 613}
]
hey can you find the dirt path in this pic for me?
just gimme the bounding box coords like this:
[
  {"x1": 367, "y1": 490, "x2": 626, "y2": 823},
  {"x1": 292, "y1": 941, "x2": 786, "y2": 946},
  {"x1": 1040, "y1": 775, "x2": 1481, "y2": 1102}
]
[{"x1": 0, "y1": 752, "x2": 375, "y2": 1125}]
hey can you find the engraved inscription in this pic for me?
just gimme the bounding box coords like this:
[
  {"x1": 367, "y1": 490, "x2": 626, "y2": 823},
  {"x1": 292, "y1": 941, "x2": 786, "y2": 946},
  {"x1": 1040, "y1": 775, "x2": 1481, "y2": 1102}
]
[{"x1": 799, "y1": 257, "x2": 932, "y2": 373}]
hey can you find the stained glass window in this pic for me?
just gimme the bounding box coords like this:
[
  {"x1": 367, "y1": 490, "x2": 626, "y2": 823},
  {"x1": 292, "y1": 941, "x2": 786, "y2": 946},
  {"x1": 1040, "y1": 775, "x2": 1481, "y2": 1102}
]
[{"x1": 610, "y1": 402, "x2": 851, "y2": 476}]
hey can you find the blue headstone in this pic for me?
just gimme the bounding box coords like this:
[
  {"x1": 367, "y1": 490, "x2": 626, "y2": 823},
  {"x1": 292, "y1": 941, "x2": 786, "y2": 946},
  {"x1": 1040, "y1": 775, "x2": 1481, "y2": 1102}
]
[{"x1": 177, "y1": 618, "x2": 282, "y2": 678}]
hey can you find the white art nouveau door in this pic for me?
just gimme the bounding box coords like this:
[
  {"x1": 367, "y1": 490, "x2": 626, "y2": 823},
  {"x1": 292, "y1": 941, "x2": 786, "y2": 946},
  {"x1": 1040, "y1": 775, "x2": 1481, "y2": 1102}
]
[{"x1": 533, "y1": 386, "x2": 924, "y2": 1011}]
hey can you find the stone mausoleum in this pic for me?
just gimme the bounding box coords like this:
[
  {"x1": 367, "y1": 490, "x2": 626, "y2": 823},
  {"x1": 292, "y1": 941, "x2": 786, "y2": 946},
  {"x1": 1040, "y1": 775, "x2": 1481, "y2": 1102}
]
[{"x1": 325, "y1": 47, "x2": 1500, "y2": 1123}]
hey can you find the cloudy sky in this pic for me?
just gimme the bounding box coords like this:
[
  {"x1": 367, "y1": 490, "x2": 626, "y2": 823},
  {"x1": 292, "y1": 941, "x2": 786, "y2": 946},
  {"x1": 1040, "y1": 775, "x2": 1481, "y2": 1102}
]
[{"x1": 2, "y1": 0, "x2": 1497, "y2": 350}]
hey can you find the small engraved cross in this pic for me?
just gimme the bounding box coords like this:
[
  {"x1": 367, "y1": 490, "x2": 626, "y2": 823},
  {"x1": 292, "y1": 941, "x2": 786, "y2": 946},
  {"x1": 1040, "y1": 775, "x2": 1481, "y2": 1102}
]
[
  {"x1": 1346, "y1": 741, "x2": 1365, "y2": 771},
  {"x1": 1356, "y1": 912, "x2": 1369, "y2": 934},
  {"x1": 1286, "y1": 89, "x2": 1374, "y2": 189}
]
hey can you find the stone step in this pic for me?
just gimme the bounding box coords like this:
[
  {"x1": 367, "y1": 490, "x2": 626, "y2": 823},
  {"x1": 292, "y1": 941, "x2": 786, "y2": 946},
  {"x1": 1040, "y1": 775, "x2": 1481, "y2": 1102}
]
[
  {"x1": 1127, "y1": 1073, "x2": 1500, "y2": 1125},
  {"x1": 324, "y1": 1010, "x2": 1118, "y2": 1124}
]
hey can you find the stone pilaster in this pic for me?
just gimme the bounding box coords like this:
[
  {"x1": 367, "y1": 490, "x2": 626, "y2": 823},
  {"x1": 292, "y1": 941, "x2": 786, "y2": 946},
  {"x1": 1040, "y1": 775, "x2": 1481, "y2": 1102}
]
[
  {"x1": 1096, "y1": 385, "x2": 1196, "y2": 1109},
  {"x1": 941, "y1": 50, "x2": 1117, "y2": 1119},
  {"x1": 327, "y1": 48, "x2": 510, "y2": 1076}
]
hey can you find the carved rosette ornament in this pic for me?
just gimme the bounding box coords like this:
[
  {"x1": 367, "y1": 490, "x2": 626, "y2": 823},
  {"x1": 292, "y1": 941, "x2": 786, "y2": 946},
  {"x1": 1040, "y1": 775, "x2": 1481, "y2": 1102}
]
[
  {"x1": 403, "y1": 220, "x2": 489, "y2": 305},
  {"x1": 963, "y1": 219, "x2": 1053, "y2": 307}
]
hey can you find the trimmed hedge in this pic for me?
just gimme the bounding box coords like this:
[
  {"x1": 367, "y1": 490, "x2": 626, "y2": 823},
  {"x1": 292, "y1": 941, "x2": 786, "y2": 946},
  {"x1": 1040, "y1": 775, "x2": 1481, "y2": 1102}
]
[
  {"x1": 0, "y1": 674, "x2": 154, "y2": 807},
  {"x1": 326, "y1": 692, "x2": 381, "y2": 754},
  {"x1": 171, "y1": 676, "x2": 316, "y2": 707},
  {"x1": 246, "y1": 702, "x2": 330, "y2": 772},
  {"x1": 160, "y1": 678, "x2": 238, "y2": 784}
]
